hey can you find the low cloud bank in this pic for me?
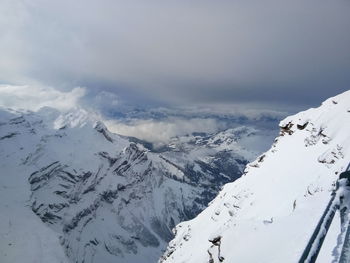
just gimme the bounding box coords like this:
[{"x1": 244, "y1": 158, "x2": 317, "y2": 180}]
[
  {"x1": 105, "y1": 118, "x2": 223, "y2": 146},
  {"x1": 0, "y1": 85, "x2": 85, "y2": 111},
  {"x1": 0, "y1": 84, "x2": 284, "y2": 146}
]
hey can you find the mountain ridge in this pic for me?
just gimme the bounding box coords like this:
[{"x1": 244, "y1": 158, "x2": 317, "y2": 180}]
[
  {"x1": 161, "y1": 90, "x2": 350, "y2": 263},
  {"x1": 0, "y1": 105, "x2": 262, "y2": 263}
]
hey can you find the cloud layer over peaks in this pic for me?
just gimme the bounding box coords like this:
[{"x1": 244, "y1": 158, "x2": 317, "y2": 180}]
[
  {"x1": 0, "y1": 0, "x2": 349, "y2": 107},
  {"x1": 0, "y1": 85, "x2": 85, "y2": 111}
]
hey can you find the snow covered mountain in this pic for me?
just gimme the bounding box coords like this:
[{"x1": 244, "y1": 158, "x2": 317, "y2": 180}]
[
  {"x1": 160, "y1": 90, "x2": 350, "y2": 263},
  {"x1": 0, "y1": 106, "x2": 266, "y2": 263}
]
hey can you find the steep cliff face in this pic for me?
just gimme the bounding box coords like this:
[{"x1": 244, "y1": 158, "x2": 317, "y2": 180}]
[
  {"x1": 0, "y1": 106, "x2": 259, "y2": 263},
  {"x1": 161, "y1": 90, "x2": 350, "y2": 263}
]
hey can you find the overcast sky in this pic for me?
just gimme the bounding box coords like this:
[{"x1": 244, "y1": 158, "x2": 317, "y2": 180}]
[{"x1": 0, "y1": 0, "x2": 349, "y2": 108}]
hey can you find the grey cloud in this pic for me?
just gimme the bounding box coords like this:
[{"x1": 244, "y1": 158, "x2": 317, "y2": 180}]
[{"x1": 0, "y1": 0, "x2": 349, "y2": 107}]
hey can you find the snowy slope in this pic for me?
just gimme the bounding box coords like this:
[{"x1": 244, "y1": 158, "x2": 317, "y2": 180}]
[
  {"x1": 155, "y1": 127, "x2": 276, "y2": 200},
  {"x1": 0, "y1": 105, "x2": 264, "y2": 263},
  {"x1": 161, "y1": 90, "x2": 350, "y2": 263},
  {"x1": 0, "y1": 108, "x2": 68, "y2": 263}
]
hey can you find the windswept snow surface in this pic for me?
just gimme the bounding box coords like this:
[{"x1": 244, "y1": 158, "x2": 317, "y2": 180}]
[{"x1": 161, "y1": 90, "x2": 350, "y2": 263}]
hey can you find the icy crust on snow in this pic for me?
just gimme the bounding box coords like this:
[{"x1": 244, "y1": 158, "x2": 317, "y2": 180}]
[{"x1": 161, "y1": 90, "x2": 350, "y2": 263}]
